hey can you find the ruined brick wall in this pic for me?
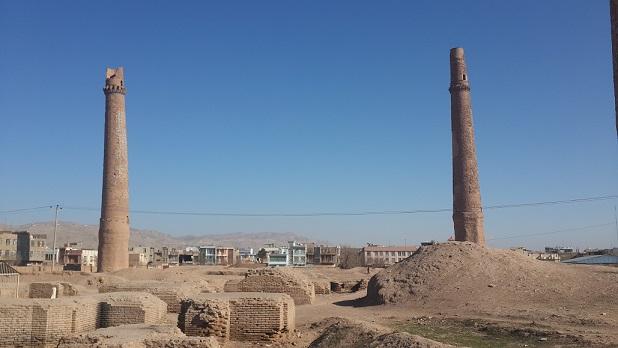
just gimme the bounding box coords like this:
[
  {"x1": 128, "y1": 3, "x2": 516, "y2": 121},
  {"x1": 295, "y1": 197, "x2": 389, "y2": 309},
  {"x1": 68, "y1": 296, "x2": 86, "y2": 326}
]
[
  {"x1": 58, "y1": 324, "x2": 220, "y2": 348},
  {"x1": 99, "y1": 281, "x2": 201, "y2": 313},
  {"x1": 0, "y1": 301, "x2": 35, "y2": 347},
  {"x1": 0, "y1": 292, "x2": 166, "y2": 347},
  {"x1": 99, "y1": 292, "x2": 167, "y2": 327},
  {"x1": 312, "y1": 280, "x2": 331, "y2": 294},
  {"x1": 179, "y1": 296, "x2": 230, "y2": 342},
  {"x1": 29, "y1": 282, "x2": 78, "y2": 299},
  {"x1": 222, "y1": 279, "x2": 241, "y2": 292},
  {"x1": 230, "y1": 268, "x2": 315, "y2": 304},
  {"x1": 180, "y1": 293, "x2": 295, "y2": 343},
  {"x1": 29, "y1": 282, "x2": 63, "y2": 298},
  {"x1": 0, "y1": 297, "x2": 99, "y2": 348}
]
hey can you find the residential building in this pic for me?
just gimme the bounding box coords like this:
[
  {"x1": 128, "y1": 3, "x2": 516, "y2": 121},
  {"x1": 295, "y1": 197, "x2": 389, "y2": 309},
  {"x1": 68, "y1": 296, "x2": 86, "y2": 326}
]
[
  {"x1": 15, "y1": 232, "x2": 47, "y2": 265},
  {"x1": 0, "y1": 231, "x2": 18, "y2": 265},
  {"x1": 287, "y1": 241, "x2": 307, "y2": 266},
  {"x1": 545, "y1": 246, "x2": 575, "y2": 254},
  {"x1": 59, "y1": 243, "x2": 98, "y2": 271},
  {"x1": 199, "y1": 246, "x2": 216, "y2": 265},
  {"x1": 362, "y1": 244, "x2": 418, "y2": 267},
  {"x1": 237, "y1": 248, "x2": 255, "y2": 263},
  {"x1": 216, "y1": 247, "x2": 235, "y2": 266},
  {"x1": 313, "y1": 245, "x2": 340, "y2": 266},
  {"x1": 168, "y1": 248, "x2": 179, "y2": 265},
  {"x1": 267, "y1": 247, "x2": 288, "y2": 267},
  {"x1": 128, "y1": 246, "x2": 152, "y2": 267},
  {"x1": 263, "y1": 241, "x2": 307, "y2": 267},
  {"x1": 198, "y1": 246, "x2": 236, "y2": 266},
  {"x1": 510, "y1": 247, "x2": 560, "y2": 262},
  {"x1": 179, "y1": 247, "x2": 198, "y2": 265}
]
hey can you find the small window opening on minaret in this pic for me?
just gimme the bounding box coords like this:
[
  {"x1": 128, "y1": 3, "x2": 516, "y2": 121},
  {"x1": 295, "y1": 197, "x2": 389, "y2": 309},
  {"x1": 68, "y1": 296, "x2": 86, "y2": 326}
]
[{"x1": 462, "y1": 74, "x2": 467, "y2": 81}]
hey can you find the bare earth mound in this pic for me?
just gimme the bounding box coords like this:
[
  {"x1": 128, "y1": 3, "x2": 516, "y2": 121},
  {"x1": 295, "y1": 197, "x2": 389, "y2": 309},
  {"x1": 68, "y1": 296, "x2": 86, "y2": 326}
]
[
  {"x1": 308, "y1": 317, "x2": 453, "y2": 348},
  {"x1": 366, "y1": 242, "x2": 618, "y2": 317}
]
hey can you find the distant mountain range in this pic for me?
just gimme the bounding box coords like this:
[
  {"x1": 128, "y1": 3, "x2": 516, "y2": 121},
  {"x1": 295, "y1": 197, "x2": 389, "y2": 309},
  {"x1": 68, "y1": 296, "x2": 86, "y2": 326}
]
[{"x1": 0, "y1": 221, "x2": 318, "y2": 250}]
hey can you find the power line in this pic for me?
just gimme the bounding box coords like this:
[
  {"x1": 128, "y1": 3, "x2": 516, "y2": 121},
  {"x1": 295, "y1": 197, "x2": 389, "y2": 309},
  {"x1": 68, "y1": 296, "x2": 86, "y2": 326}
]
[
  {"x1": 484, "y1": 195, "x2": 618, "y2": 210},
  {"x1": 0, "y1": 205, "x2": 53, "y2": 214},
  {"x1": 487, "y1": 222, "x2": 615, "y2": 241},
  {"x1": 58, "y1": 193, "x2": 617, "y2": 217}
]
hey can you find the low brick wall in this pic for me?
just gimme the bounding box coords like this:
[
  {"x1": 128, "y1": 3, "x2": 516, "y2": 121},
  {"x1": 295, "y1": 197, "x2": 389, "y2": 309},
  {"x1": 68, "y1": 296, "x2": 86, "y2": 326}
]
[
  {"x1": 0, "y1": 292, "x2": 166, "y2": 347},
  {"x1": 29, "y1": 282, "x2": 79, "y2": 299},
  {"x1": 312, "y1": 280, "x2": 331, "y2": 294},
  {"x1": 225, "y1": 268, "x2": 315, "y2": 304},
  {"x1": 99, "y1": 281, "x2": 202, "y2": 313},
  {"x1": 58, "y1": 324, "x2": 220, "y2": 348},
  {"x1": 99, "y1": 292, "x2": 167, "y2": 327},
  {"x1": 179, "y1": 293, "x2": 295, "y2": 343}
]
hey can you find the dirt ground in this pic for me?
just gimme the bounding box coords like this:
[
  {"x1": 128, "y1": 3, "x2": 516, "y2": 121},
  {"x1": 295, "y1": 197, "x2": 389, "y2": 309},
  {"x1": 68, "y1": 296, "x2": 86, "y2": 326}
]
[{"x1": 15, "y1": 259, "x2": 618, "y2": 348}]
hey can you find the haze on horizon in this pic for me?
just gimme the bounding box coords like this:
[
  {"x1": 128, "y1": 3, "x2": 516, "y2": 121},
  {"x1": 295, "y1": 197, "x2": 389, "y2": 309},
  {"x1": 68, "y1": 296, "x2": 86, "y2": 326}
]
[{"x1": 1, "y1": 1, "x2": 617, "y2": 250}]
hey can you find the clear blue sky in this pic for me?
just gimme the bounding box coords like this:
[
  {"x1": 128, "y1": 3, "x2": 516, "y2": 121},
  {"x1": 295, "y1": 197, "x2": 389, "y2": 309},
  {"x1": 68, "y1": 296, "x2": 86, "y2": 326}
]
[{"x1": 1, "y1": 1, "x2": 616, "y2": 249}]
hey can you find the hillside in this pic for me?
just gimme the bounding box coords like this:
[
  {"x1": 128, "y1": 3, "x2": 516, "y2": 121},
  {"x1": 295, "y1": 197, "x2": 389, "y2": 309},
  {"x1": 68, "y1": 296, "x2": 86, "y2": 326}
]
[{"x1": 0, "y1": 221, "x2": 316, "y2": 250}]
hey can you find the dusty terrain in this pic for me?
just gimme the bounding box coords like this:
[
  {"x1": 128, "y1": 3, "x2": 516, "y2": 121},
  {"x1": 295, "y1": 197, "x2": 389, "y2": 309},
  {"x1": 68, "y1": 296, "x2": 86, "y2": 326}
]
[{"x1": 14, "y1": 244, "x2": 618, "y2": 347}]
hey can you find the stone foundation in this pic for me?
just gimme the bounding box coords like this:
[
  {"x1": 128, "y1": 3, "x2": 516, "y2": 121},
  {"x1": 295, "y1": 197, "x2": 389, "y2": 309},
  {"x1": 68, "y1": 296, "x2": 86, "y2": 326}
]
[
  {"x1": 99, "y1": 281, "x2": 202, "y2": 313},
  {"x1": 179, "y1": 292, "x2": 295, "y2": 343},
  {"x1": 0, "y1": 292, "x2": 166, "y2": 347},
  {"x1": 58, "y1": 324, "x2": 220, "y2": 348},
  {"x1": 225, "y1": 268, "x2": 315, "y2": 304}
]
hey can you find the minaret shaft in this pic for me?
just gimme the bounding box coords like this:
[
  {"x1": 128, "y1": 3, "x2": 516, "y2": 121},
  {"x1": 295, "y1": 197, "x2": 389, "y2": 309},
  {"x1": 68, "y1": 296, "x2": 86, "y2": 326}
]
[
  {"x1": 449, "y1": 48, "x2": 485, "y2": 245},
  {"x1": 98, "y1": 67, "x2": 130, "y2": 272}
]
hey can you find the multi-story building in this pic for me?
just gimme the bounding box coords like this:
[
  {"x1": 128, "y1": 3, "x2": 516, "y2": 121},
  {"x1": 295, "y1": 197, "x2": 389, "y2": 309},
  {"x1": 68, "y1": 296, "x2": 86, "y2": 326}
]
[
  {"x1": 287, "y1": 241, "x2": 307, "y2": 267},
  {"x1": 199, "y1": 246, "x2": 216, "y2": 265},
  {"x1": 179, "y1": 247, "x2": 199, "y2": 265},
  {"x1": 15, "y1": 232, "x2": 46, "y2": 265},
  {"x1": 128, "y1": 246, "x2": 152, "y2": 267},
  {"x1": 199, "y1": 246, "x2": 236, "y2": 266},
  {"x1": 0, "y1": 231, "x2": 18, "y2": 265},
  {"x1": 59, "y1": 243, "x2": 98, "y2": 271},
  {"x1": 168, "y1": 248, "x2": 179, "y2": 265},
  {"x1": 306, "y1": 245, "x2": 341, "y2": 266},
  {"x1": 216, "y1": 247, "x2": 235, "y2": 266},
  {"x1": 264, "y1": 241, "x2": 307, "y2": 267},
  {"x1": 362, "y1": 244, "x2": 417, "y2": 267},
  {"x1": 237, "y1": 248, "x2": 255, "y2": 263},
  {"x1": 267, "y1": 247, "x2": 288, "y2": 267}
]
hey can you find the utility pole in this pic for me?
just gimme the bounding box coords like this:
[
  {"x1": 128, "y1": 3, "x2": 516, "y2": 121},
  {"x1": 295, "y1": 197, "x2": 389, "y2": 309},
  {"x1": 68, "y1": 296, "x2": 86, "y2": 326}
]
[
  {"x1": 614, "y1": 205, "x2": 618, "y2": 246},
  {"x1": 51, "y1": 204, "x2": 61, "y2": 272}
]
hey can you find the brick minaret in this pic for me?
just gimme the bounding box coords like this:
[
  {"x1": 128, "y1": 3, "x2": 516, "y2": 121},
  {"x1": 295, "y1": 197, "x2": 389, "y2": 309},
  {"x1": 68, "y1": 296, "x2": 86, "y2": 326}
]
[
  {"x1": 449, "y1": 48, "x2": 485, "y2": 245},
  {"x1": 611, "y1": 0, "x2": 618, "y2": 137},
  {"x1": 98, "y1": 67, "x2": 130, "y2": 272}
]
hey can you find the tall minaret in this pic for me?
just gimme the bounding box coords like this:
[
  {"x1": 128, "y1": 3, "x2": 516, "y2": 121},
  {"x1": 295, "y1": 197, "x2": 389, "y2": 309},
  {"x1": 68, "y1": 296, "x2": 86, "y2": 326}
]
[
  {"x1": 98, "y1": 67, "x2": 130, "y2": 272},
  {"x1": 611, "y1": 0, "x2": 618, "y2": 137},
  {"x1": 449, "y1": 48, "x2": 485, "y2": 245}
]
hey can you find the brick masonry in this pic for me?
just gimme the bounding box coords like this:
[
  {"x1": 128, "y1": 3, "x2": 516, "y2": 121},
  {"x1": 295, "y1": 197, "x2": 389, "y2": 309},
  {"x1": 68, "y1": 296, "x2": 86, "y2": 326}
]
[
  {"x1": 29, "y1": 282, "x2": 79, "y2": 298},
  {"x1": 312, "y1": 280, "x2": 331, "y2": 294},
  {"x1": 99, "y1": 280, "x2": 202, "y2": 313},
  {"x1": 0, "y1": 292, "x2": 166, "y2": 347},
  {"x1": 57, "y1": 324, "x2": 220, "y2": 348},
  {"x1": 179, "y1": 292, "x2": 295, "y2": 343},
  {"x1": 225, "y1": 268, "x2": 315, "y2": 304}
]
